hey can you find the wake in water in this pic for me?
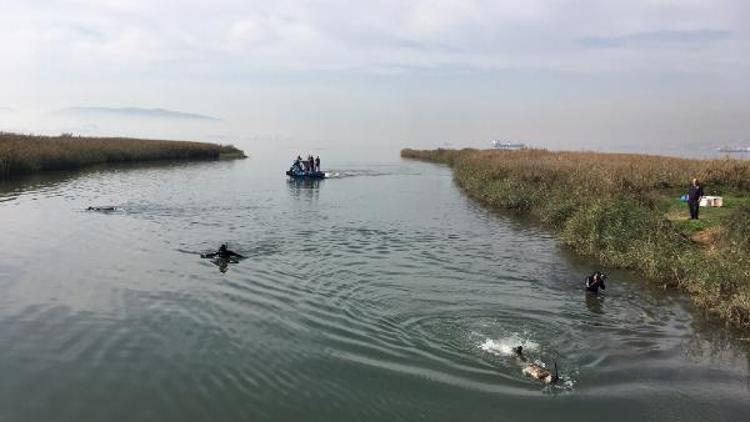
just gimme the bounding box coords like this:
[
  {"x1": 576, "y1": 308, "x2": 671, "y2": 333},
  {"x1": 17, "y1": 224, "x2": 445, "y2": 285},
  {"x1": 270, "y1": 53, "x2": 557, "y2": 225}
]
[
  {"x1": 322, "y1": 167, "x2": 423, "y2": 178},
  {"x1": 323, "y1": 169, "x2": 390, "y2": 178},
  {"x1": 479, "y1": 333, "x2": 540, "y2": 357}
]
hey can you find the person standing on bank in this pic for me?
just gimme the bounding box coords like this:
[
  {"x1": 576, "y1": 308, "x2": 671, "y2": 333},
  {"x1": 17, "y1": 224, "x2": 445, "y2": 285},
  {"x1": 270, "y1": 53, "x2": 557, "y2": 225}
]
[{"x1": 687, "y1": 178, "x2": 704, "y2": 220}]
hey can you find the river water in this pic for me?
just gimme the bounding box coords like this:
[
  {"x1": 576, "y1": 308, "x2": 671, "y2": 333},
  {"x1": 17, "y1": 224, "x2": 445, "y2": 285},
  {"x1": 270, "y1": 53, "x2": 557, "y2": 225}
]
[{"x1": 1, "y1": 148, "x2": 748, "y2": 421}]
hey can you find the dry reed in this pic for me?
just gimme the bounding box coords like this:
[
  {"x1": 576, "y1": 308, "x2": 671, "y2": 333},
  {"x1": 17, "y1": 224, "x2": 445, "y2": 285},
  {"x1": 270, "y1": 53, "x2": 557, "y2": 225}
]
[{"x1": 0, "y1": 132, "x2": 245, "y2": 178}]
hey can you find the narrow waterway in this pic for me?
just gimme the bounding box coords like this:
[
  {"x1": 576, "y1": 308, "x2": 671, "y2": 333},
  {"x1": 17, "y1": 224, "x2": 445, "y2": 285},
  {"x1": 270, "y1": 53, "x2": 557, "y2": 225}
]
[{"x1": 0, "y1": 150, "x2": 748, "y2": 421}]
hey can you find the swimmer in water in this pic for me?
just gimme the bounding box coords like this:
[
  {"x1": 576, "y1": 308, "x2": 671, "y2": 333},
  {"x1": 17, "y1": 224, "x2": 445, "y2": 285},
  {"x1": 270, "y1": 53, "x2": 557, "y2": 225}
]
[
  {"x1": 201, "y1": 244, "x2": 244, "y2": 260},
  {"x1": 513, "y1": 346, "x2": 560, "y2": 384}
]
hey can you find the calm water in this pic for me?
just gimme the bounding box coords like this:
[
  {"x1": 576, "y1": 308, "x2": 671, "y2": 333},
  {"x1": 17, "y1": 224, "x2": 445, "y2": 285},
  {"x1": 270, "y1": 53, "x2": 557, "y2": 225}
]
[{"x1": 1, "y1": 149, "x2": 748, "y2": 421}]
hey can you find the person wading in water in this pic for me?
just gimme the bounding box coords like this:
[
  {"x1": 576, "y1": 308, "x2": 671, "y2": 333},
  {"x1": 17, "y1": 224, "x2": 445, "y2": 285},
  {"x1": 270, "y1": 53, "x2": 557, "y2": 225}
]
[{"x1": 585, "y1": 271, "x2": 606, "y2": 294}]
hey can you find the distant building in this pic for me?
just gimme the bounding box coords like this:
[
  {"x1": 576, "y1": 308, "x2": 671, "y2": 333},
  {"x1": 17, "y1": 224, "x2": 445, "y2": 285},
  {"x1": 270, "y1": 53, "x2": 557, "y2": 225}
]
[
  {"x1": 491, "y1": 140, "x2": 526, "y2": 150},
  {"x1": 717, "y1": 145, "x2": 750, "y2": 153}
]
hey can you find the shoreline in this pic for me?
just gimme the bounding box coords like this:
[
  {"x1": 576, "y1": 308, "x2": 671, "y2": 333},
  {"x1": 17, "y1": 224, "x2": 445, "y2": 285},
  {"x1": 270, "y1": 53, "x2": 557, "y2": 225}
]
[
  {"x1": 0, "y1": 133, "x2": 246, "y2": 179},
  {"x1": 402, "y1": 147, "x2": 750, "y2": 329}
]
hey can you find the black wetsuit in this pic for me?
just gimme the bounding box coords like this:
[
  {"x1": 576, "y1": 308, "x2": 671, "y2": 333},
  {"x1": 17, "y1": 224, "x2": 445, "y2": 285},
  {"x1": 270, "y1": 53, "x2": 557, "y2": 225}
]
[
  {"x1": 687, "y1": 183, "x2": 704, "y2": 220},
  {"x1": 585, "y1": 275, "x2": 605, "y2": 293},
  {"x1": 202, "y1": 246, "x2": 244, "y2": 260}
]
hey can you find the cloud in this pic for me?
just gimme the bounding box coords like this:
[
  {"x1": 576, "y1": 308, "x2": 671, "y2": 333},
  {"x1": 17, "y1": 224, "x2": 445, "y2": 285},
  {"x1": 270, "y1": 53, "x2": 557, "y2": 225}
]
[
  {"x1": 579, "y1": 29, "x2": 732, "y2": 48},
  {"x1": 0, "y1": 0, "x2": 746, "y2": 76},
  {"x1": 0, "y1": 0, "x2": 748, "y2": 150},
  {"x1": 55, "y1": 107, "x2": 220, "y2": 121}
]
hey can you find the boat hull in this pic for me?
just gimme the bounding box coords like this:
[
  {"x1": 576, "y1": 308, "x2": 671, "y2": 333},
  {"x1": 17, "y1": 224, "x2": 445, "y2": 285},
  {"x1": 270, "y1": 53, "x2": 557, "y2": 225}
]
[{"x1": 286, "y1": 170, "x2": 326, "y2": 179}]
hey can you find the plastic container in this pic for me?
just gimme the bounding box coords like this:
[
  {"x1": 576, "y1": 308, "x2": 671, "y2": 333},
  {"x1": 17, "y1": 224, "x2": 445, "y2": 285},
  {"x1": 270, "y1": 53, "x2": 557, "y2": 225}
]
[{"x1": 699, "y1": 196, "x2": 723, "y2": 207}]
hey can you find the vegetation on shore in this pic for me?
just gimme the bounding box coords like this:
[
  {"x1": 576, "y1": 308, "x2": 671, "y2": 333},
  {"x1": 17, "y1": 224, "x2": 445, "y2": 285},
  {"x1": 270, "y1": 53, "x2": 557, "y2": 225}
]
[
  {"x1": 0, "y1": 132, "x2": 246, "y2": 178},
  {"x1": 402, "y1": 148, "x2": 750, "y2": 329}
]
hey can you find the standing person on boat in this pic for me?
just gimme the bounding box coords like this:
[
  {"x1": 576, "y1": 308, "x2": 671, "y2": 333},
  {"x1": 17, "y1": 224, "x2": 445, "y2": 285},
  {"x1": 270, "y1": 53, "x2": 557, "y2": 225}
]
[
  {"x1": 315, "y1": 156, "x2": 321, "y2": 172},
  {"x1": 687, "y1": 178, "x2": 704, "y2": 220},
  {"x1": 308, "y1": 155, "x2": 315, "y2": 173}
]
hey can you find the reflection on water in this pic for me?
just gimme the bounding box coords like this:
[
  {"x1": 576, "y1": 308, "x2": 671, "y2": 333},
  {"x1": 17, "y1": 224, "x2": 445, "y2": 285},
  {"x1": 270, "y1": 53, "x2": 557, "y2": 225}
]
[
  {"x1": 0, "y1": 152, "x2": 748, "y2": 421},
  {"x1": 287, "y1": 177, "x2": 322, "y2": 203},
  {"x1": 209, "y1": 256, "x2": 233, "y2": 273},
  {"x1": 684, "y1": 312, "x2": 750, "y2": 369},
  {"x1": 584, "y1": 292, "x2": 604, "y2": 315},
  {"x1": 0, "y1": 160, "x2": 240, "y2": 204},
  {"x1": 287, "y1": 177, "x2": 322, "y2": 190}
]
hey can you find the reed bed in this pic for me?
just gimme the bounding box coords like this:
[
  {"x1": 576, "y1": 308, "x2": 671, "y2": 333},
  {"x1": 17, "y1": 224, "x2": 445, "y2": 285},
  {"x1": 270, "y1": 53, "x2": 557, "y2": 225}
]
[
  {"x1": 0, "y1": 132, "x2": 245, "y2": 178},
  {"x1": 402, "y1": 148, "x2": 750, "y2": 328}
]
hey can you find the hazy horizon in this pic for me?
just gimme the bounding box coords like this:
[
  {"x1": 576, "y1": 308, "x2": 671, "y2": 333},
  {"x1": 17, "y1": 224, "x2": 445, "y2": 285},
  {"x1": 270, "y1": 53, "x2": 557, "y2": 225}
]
[{"x1": 1, "y1": 0, "x2": 749, "y2": 156}]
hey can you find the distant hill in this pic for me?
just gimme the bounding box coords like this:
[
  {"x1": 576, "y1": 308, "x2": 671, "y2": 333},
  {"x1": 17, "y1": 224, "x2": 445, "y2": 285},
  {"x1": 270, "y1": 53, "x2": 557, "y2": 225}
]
[{"x1": 55, "y1": 106, "x2": 220, "y2": 121}]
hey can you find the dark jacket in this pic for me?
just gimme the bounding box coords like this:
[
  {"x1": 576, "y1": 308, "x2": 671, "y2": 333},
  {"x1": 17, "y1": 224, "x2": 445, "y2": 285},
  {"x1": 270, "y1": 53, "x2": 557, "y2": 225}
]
[
  {"x1": 585, "y1": 275, "x2": 605, "y2": 293},
  {"x1": 688, "y1": 184, "x2": 704, "y2": 203}
]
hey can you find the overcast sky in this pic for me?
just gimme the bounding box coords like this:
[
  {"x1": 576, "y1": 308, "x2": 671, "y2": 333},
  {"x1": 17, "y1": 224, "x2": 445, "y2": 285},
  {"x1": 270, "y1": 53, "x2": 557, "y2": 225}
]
[{"x1": 1, "y1": 0, "x2": 749, "y2": 154}]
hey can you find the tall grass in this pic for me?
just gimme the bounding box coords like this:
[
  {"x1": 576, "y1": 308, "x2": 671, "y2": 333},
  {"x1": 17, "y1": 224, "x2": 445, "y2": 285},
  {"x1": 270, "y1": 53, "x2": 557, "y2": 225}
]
[
  {"x1": 0, "y1": 132, "x2": 245, "y2": 178},
  {"x1": 402, "y1": 148, "x2": 750, "y2": 328}
]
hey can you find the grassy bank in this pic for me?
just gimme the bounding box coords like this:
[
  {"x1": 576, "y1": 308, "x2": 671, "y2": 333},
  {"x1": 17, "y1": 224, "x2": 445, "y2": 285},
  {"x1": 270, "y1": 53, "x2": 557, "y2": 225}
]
[
  {"x1": 0, "y1": 133, "x2": 246, "y2": 178},
  {"x1": 402, "y1": 148, "x2": 750, "y2": 328}
]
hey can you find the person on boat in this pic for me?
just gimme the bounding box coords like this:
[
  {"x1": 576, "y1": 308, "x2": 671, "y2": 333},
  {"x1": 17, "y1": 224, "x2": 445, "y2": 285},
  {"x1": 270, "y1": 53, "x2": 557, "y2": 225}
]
[
  {"x1": 585, "y1": 271, "x2": 606, "y2": 293},
  {"x1": 308, "y1": 155, "x2": 315, "y2": 173},
  {"x1": 687, "y1": 178, "x2": 704, "y2": 220},
  {"x1": 289, "y1": 156, "x2": 302, "y2": 175},
  {"x1": 315, "y1": 156, "x2": 321, "y2": 172}
]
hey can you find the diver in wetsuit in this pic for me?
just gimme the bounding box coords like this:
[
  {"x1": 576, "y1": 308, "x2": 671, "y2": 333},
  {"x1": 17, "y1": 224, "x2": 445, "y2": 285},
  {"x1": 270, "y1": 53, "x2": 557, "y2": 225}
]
[
  {"x1": 585, "y1": 271, "x2": 606, "y2": 293},
  {"x1": 202, "y1": 244, "x2": 244, "y2": 260}
]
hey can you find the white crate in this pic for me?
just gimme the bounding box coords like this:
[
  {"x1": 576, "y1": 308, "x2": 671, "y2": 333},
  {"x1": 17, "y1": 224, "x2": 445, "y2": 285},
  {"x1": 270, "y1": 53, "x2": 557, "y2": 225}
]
[{"x1": 699, "y1": 196, "x2": 723, "y2": 207}]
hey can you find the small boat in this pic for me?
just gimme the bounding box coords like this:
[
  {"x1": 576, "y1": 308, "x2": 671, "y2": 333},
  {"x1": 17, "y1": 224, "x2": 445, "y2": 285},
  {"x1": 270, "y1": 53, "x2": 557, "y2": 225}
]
[{"x1": 286, "y1": 168, "x2": 326, "y2": 178}]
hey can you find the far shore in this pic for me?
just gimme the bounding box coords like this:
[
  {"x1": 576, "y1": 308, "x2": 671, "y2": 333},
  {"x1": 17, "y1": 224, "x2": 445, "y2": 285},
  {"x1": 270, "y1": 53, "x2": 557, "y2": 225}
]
[
  {"x1": 0, "y1": 132, "x2": 246, "y2": 179},
  {"x1": 402, "y1": 147, "x2": 750, "y2": 329}
]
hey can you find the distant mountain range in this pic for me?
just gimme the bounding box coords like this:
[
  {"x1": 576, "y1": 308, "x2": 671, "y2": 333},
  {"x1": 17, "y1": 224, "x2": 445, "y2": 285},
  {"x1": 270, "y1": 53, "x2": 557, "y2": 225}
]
[{"x1": 55, "y1": 106, "x2": 220, "y2": 121}]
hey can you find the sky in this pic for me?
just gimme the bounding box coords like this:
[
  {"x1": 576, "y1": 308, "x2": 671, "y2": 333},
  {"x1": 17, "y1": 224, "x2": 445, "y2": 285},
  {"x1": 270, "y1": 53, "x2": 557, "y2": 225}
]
[{"x1": 0, "y1": 0, "x2": 749, "y2": 155}]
